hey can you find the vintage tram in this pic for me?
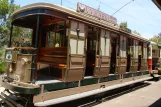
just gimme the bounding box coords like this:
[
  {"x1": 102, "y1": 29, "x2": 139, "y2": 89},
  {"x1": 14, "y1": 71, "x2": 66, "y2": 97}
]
[{"x1": 0, "y1": 3, "x2": 155, "y2": 106}]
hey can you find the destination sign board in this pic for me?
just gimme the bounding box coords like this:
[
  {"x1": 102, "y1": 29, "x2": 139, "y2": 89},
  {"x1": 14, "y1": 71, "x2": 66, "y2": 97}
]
[{"x1": 77, "y1": 2, "x2": 117, "y2": 25}]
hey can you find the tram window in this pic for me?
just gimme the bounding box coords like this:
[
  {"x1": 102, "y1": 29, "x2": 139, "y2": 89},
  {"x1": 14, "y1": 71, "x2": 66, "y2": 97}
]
[
  {"x1": 11, "y1": 26, "x2": 33, "y2": 47},
  {"x1": 47, "y1": 32, "x2": 55, "y2": 47},
  {"x1": 143, "y1": 44, "x2": 147, "y2": 59},
  {"x1": 120, "y1": 36, "x2": 126, "y2": 57},
  {"x1": 90, "y1": 40, "x2": 96, "y2": 50},
  {"x1": 93, "y1": 40, "x2": 96, "y2": 50},
  {"x1": 41, "y1": 20, "x2": 67, "y2": 48}
]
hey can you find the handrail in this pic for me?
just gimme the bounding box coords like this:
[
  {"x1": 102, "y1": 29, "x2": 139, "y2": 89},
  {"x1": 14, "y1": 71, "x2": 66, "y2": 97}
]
[
  {"x1": 44, "y1": 54, "x2": 67, "y2": 58},
  {"x1": 16, "y1": 47, "x2": 36, "y2": 50},
  {"x1": 9, "y1": 47, "x2": 36, "y2": 50}
]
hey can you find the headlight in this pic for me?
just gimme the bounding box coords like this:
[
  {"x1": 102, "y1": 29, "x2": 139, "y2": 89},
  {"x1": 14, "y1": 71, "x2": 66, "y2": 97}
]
[{"x1": 5, "y1": 50, "x2": 12, "y2": 61}]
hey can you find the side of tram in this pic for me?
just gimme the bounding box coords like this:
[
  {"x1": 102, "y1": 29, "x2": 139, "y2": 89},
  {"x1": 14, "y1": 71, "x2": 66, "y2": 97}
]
[
  {"x1": 149, "y1": 41, "x2": 161, "y2": 74},
  {"x1": 0, "y1": 3, "x2": 157, "y2": 106}
]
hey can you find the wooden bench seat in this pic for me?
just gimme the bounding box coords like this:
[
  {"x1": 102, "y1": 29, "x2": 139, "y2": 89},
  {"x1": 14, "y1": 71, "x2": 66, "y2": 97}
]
[{"x1": 37, "y1": 47, "x2": 67, "y2": 80}]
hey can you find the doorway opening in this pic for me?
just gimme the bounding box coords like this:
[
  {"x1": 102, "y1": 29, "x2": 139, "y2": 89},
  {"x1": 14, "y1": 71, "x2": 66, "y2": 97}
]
[
  {"x1": 85, "y1": 26, "x2": 98, "y2": 76},
  {"x1": 110, "y1": 37, "x2": 117, "y2": 74}
]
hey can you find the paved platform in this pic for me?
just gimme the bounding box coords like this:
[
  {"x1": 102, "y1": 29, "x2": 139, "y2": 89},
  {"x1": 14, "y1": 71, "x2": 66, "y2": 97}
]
[{"x1": 95, "y1": 80, "x2": 161, "y2": 107}]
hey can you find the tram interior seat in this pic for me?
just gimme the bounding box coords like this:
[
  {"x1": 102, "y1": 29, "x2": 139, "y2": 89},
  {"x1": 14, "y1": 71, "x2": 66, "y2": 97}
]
[{"x1": 37, "y1": 47, "x2": 67, "y2": 80}]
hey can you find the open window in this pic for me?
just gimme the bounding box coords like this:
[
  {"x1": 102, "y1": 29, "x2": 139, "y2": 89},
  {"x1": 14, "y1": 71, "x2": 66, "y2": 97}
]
[
  {"x1": 37, "y1": 16, "x2": 68, "y2": 80},
  {"x1": 86, "y1": 26, "x2": 98, "y2": 76}
]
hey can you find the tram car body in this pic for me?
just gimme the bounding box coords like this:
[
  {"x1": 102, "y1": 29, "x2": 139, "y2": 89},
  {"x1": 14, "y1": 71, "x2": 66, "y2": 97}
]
[
  {"x1": 0, "y1": 3, "x2": 154, "y2": 106},
  {"x1": 149, "y1": 41, "x2": 161, "y2": 74}
]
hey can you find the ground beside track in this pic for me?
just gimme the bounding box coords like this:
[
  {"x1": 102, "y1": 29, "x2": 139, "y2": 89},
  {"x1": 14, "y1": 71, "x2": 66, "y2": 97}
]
[{"x1": 95, "y1": 80, "x2": 161, "y2": 107}]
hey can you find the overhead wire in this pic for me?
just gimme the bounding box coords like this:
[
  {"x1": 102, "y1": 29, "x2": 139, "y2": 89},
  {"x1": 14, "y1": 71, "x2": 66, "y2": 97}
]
[
  {"x1": 112, "y1": 0, "x2": 134, "y2": 16},
  {"x1": 95, "y1": 0, "x2": 161, "y2": 29},
  {"x1": 134, "y1": 0, "x2": 161, "y2": 23},
  {"x1": 51, "y1": 0, "x2": 159, "y2": 35}
]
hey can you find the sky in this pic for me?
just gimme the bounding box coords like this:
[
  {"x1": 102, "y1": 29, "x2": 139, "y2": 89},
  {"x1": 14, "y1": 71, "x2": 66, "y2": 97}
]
[{"x1": 14, "y1": 0, "x2": 161, "y2": 39}]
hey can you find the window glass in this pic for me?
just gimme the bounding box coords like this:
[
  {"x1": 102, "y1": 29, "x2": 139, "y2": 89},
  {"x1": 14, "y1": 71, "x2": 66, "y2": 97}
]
[
  {"x1": 120, "y1": 36, "x2": 126, "y2": 57},
  {"x1": 47, "y1": 32, "x2": 55, "y2": 48},
  {"x1": 70, "y1": 38, "x2": 77, "y2": 54},
  {"x1": 78, "y1": 40, "x2": 84, "y2": 54},
  {"x1": 106, "y1": 37, "x2": 110, "y2": 56},
  {"x1": 93, "y1": 40, "x2": 96, "y2": 50},
  {"x1": 41, "y1": 20, "x2": 67, "y2": 48},
  {"x1": 143, "y1": 43, "x2": 147, "y2": 59}
]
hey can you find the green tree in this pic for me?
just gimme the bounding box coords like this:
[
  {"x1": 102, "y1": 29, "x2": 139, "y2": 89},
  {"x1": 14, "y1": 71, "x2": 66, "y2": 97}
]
[
  {"x1": 133, "y1": 30, "x2": 141, "y2": 36},
  {"x1": 0, "y1": 0, "x2": 21, "y2": 47},
  {"x1": 150, "y1": 33, "x2": 161, "y2": 43},
  {"x1": 120, "y1": 21, "x2": 127, "y2": 28},
  {"x1": 0, "y1": 0, "x2": 20, "y2": 73}
]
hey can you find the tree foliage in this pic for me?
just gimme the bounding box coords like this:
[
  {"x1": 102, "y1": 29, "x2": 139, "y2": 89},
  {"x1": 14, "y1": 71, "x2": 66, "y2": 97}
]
[
  {"x1": 0, "y1": 0, "x2": 21, "y2": 73},
  {"x1": 0, "y1": 0, "x2": 21, "y2": 47},
  {"x1": 151, "y1": 33, "x2": 161, "y2": 44},
  {"x1": 120, "y1": 22, "x2": 127, "y2": 28},
  {"x1": 133, "y1": 30, "x2": 141, "y2": 36}
]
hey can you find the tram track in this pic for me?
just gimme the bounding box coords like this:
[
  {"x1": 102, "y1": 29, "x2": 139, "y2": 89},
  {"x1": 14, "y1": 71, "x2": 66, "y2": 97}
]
[{"x1": 53, "y1": 81, "x2": 151, "y2": 107}]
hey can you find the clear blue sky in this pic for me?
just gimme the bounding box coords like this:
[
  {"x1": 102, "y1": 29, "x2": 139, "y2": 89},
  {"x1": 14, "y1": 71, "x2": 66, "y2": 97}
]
[{"x1": 14, "y1": 0, "x2": 161, "y2": 39}]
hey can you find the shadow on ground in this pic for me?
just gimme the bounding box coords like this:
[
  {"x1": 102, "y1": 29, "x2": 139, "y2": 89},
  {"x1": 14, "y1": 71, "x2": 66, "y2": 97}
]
[{"x1": 149, "y1": 98, "x2": 161, "y2": 107}]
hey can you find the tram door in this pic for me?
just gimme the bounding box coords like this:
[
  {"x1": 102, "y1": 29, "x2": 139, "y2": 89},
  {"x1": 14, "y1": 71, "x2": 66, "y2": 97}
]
[
  {"x1": 65, "y1": 20, "x2": 86, "y2": 82},
  {"x1": 140, "y1": 43, "x2": 148, "y2": 71},
  {"x1": 94, "y1": 29, "x2": 111, "y2": 77},
  {"x1": 86, "y1": 27, "x2": 97, "y2": 76},
  {"x1": 110, "y1": 35, "x2": 117, "y2": 74},
  {"x1": 130, "y1": 40, "x2": 139, "y2": 72},
  {"x1": 116, "y1": 35, "x2": 127, "y2": 74}
]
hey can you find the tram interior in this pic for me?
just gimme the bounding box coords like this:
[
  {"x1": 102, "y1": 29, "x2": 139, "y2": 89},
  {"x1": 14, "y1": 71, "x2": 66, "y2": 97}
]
[
  {"x1": 36, "y1": 15, "x2": 68, "y2": 80},
  {"x1": 110, "y1": 36, "x2": 117, "y2": 74},
  {"x1": 85, "y1": 26, "x2": 97, "y2": 76}
]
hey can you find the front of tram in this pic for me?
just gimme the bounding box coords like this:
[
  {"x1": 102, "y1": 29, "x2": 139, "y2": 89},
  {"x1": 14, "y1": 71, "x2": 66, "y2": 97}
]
[{"x1": 0, "y1": 5, "x2": 41, "y2": 106}]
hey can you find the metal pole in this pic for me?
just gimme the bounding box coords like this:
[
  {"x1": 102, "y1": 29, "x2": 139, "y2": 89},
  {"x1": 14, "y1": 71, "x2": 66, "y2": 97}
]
[
  {"x1": 31, "y1": 15, "x2": 39, "y2": 82},
  {"x1": 9, "y1": 24, "x2": 13, "y2": 47},
  {"x1": 61, "y1": 0, "x2": 62, "y2": 5}
]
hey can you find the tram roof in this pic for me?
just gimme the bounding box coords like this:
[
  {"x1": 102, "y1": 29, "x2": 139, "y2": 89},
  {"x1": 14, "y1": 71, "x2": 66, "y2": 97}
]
[{"x1": 11, "y1": 3, "x2": 149, "y2": 42}]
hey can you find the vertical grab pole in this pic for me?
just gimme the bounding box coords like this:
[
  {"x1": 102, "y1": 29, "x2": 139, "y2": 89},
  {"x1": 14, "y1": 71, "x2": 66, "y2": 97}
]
[
  {"x1": 31, "y1": 15, "x2": 40, "y2": 82},
  {"x1": 9, "y1": 24, "x2": 13, "y2": 47}
]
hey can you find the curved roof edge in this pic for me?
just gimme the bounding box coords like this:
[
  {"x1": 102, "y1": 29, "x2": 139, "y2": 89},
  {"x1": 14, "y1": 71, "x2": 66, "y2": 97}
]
[{"x1": 11, "y1": 3, "x2": 149, "y2": 42}]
